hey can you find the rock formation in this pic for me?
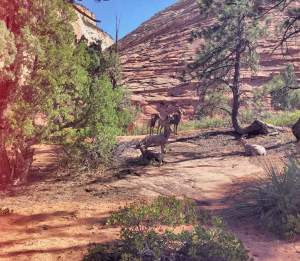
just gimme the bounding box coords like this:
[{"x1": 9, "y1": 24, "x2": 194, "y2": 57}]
[
  {"x1": 73, "y1": 4, "x2": 113, "y2": 49},
  {"x1": 118, "y1": 0, "x2": 300, "y2": 122}
]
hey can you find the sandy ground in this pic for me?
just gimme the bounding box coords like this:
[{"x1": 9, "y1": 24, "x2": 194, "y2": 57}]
[{"x1": 0, "y1": 129, "x2": 300, "y2": 261}]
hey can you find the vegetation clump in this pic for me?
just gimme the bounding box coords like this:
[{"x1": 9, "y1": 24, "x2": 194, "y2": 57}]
[
  {"x1": 84, "y1": 196, "x2": 250, "y2": 261},
  {"x1": 229, "y1": 159, "x2": 300, "y2": 239},
  {"x1": 0, "y1": 0, "x2": 134, "y2": 184}
]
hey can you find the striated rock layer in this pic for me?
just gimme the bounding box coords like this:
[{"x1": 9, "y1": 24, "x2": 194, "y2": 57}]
[
  {"x1": 73, "y1": 4, "x2": 113, "y2": 49},
  {"x1": 119, "y1": 0, "x2": 300, "y2": 122}
]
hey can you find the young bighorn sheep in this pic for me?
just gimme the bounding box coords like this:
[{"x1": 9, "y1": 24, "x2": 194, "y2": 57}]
[
  {"x1": 239, "y1": 138, "x2": 267, "y2": 156},
  {"x1": 169, "y1": 108, "x2": 183, "y2": 135},
  {"x1": 136, "y1": 144, "x2": 164, "y2": 165},
  {"x1": 139, "y1": 123, "x2": 172, "y2": 153},
  {"x1": 148, "y1": 113, "x2": 160, "y2": 135}
]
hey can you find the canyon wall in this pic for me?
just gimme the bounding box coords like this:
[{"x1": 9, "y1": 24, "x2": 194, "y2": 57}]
[
  {"x1": 118, "y1": 0, "x2": 300, "y2": 122},
  {"x1": 73, "y1": 4, "x2": 113, "y2": 49}
]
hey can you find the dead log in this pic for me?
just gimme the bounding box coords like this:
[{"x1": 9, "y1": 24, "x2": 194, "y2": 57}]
[
  {"x1": 292, "y1": 117, "x2": 300, "y2": 142},
  {"x1": 237, "y1": 119, "x2": 287, "y2": 136}
]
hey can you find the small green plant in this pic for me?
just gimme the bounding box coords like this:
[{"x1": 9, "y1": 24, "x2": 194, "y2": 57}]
[
  {"x1": 229, "y1": 158, "x2": 300, "y2": 239},
  {"x1": 85, "y1": 196, "x2": 249, "y2": 261},
  {"x1": 264, "y1": 110, "x2": 300, "y2": 127},
  {"x1": 179, "y1": 117, "x2": 230, "y2": 132}
]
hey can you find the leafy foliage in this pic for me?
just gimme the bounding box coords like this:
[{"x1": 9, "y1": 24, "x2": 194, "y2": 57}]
[
  {"x1": 108, "y1": 196, "x2": 202, "y2": 230},
  {"x1": 85, "y1": 196, "x2": 249, "y2": 261},
  {"x1": 262, "y1": 64, "x2": 300, "y2": 110},
  {"x1": 197, "y1": 87, "x2": 231, "y2": 118},
  {"x1": 0, "y1": 0, "x2": 133, "y2": 180},
  {"x1": 0, "y1": 21, "x2": 16, "y2": 81},
  {"x1": 229, "y1": 159, "x2": 300, "y2": 238},
  {"x1": 264, "y1": 110, "x2": 300, "y2": 127}
]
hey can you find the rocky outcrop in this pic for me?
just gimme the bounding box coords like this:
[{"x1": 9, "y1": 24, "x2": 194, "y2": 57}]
[
  {"x1": 119, "y1": 0, "x2": 300, "y2": 122},
  {"x1": 73, "y1": 4, "x2": 113, "y2": 49}
]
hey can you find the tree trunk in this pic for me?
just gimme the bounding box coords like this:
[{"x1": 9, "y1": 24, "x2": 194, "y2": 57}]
[
  {"x1": 231, "y1": 25, "x2": 245, "y2": 135},
  {"x1": 230, "y1": 18, "x2": 270, "y2": 137}
]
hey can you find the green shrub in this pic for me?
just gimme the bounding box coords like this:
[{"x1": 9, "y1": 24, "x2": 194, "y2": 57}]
[
  {"x1": 262, "y1": 64, "x2": 300, "y2": 111},
  {"x1": 239, "y1": 109, "x2": 256, "y2": 125},
  {"x1": 107, "y1": 196, "x2": 202, "y2": 231},
  {"x1": 264, "y1": 110, "x2": 300, "y2": 127},
  {"x1": 230, "y1": 158, "x2": 300, "y2": 239},
  {"x1": 196, "y1": 117, "x2": 230, "y2": 129},
  {"x1": 178, "y1": 218, "x2": 250, "y2": 261},
  {"x1": 179, "y1": 117, "x2": 230, "y2": 131},
  {"x1": 84, "y1": 197, "x2": 249, "y2": 261}
]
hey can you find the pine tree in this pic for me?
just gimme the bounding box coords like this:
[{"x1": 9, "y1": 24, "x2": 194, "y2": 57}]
[{"x1": 189, "y1": 0, "x2": 270, "y2": 135}]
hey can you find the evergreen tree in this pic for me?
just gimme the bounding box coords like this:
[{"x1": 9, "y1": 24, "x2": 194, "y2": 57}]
[
  {"x1": 0, "y1": 0, "x2": 131, "y2": 185},
  {"x1": 0, "y1": 21, "x2": 17, "y2": 183},
  {"x1": 189, "y1": 0, "x2": 269, "y2": 135},
  {"x1": 262, "y1": 64, "x2": 300, "y2": 110}
]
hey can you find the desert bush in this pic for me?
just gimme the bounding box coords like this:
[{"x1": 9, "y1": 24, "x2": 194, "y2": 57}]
[
  {"x1": 261, "y1": 64, "x2": 300, "y2": 111},
  {"x1": 264, "y1": 110, "x2": 300, "y2": 127},
  {"x1": 107, "y1": 196, "x2": 202, "y2": 231},
  {"x1": 230, "y1": 159, "x2": 300, "y2": 239},
  {"x1": 239, "y1": 109, "x2": 257, "y2": 125},
  {"x1": 197, "y1": 87, "x2": 231, "y2": 118},
  {"x1": 84, "y1": 196, "x2": 249, "y2": 261},
  {"x1": 177, "y1": 218, "x2": 249, "y2": 261},
  {"x1": 237, "y1": 109, "x2": 300, "y2": 128},
  {"x1": 179, "y1": 117, "x2": 230, "y2": 132}
]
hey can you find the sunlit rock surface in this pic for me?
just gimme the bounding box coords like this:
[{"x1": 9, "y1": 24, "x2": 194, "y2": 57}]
[{"x1": 119, "y1": 0, "x2": 300, "y2": 122}]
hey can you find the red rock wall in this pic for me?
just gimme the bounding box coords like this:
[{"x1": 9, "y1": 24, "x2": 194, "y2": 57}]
[
  {"x1": 73, "y1": 4, "x2": 113, "y2": 49},
  {"x1": 119, "y1": 0, "x2": 300, "y2": 123}
]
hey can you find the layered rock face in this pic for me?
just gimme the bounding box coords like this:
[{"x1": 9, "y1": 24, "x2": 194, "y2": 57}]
[
  {"x1": 119, "y1": 0, "x2": 300, "y2": 122},
  {"x1": 73, "y1": 4, "x2": 113, "y2": 49}
]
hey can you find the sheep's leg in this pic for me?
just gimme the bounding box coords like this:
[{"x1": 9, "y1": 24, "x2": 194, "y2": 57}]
[
  {"x1": 158, "y1": 158, "x2": 162, "y2": 166},
  {"x1": 158, "y1": 125, "x2": 162, "y2": 134},
  {"x1": 161, "y1": 144, "x2": 166, "y2": 154}
]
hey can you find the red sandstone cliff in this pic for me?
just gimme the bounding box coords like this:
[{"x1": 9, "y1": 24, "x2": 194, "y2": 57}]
[
  {"x1": 73, "y1": 4, "x2": 113, "y2": 49},
  {"x1": 119, "y1": 0, "x2": 300, "y2": 121}
]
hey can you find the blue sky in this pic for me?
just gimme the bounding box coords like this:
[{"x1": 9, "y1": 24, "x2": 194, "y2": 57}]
[{"x1": 78, "y1": 0, "x2": 177, "y2": 40}]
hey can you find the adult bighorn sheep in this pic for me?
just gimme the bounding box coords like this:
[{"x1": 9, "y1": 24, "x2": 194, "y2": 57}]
[
  {"x1": 157, "y1": 115, "x2": 171, "y2": 134},
  {"x1": 239, "y1": 137, "x2": 267, "y2": 156},
  {"x1": 148, "y1": 113, "x2": 160, "y2": 135},
  {"x1": 169, "y1": 107, "x2": 183, "y2": 135},
  {"x1": 138, "y1": 122, "x2": 172, "y2": 154}
]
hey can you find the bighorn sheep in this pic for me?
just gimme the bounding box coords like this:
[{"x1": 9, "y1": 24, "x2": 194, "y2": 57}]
[
  {"x1": 139, "y1": 123, "x2": 172, "y2": 153},
  {"x1": 169, "y1": 107, "x2": 183, "y2": 135},
  {"x1": 239, "y1": 138, "x2": 267, "y2": 156},
  {"x1": 148, "y1": 113, "x2": 160, "y2": 135},
  {"x1": 157, "y1": 115, "x2": 171, "y2": 134},
  {"x1": 136, "y1": 144, "x2": 164, "y2": 165}
]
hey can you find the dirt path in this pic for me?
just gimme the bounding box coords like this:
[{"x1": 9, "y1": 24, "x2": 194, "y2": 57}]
[{"x1": 0, "y1": 130, "x2": 300, "y2": 260}]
